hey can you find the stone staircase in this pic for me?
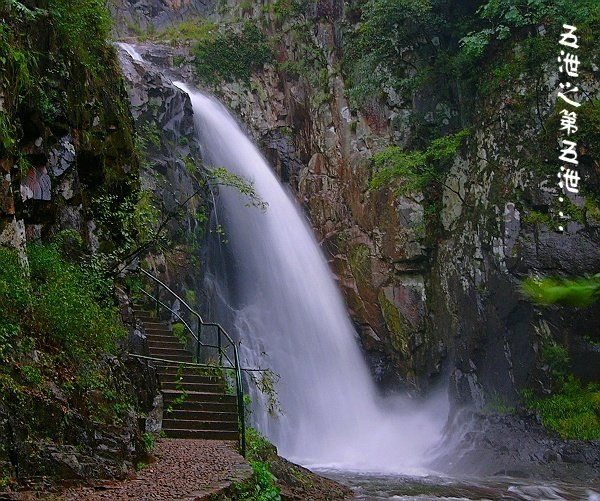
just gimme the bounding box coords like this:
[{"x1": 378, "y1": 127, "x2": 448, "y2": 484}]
[{"x1": 134, "y1": 307, "x2": 239, "y2": 441}]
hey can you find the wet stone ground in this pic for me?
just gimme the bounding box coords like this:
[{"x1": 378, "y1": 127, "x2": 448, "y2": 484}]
[{"x1": 57, "y1": 439, "x2": 252, "y2": 500}]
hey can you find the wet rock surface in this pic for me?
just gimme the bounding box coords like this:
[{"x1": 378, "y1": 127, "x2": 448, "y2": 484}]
[
  {"x1": 431, "y1": 410, "x2": 600, "y2": 485},
  {"x1": 0, "y1": 358, "x2": 153, "y2": 494}
]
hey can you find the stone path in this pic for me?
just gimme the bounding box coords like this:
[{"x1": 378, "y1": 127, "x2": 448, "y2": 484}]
[{"x1": 58, "y1": 439, "x2": 253, "y2": 500}]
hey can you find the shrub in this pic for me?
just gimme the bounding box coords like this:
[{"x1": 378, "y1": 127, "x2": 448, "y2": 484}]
[
  {"x1": 47, "y1": 0, "x2": 113, "y2": 74},
  {"x1": 232, "y1": 428, "x2": 280, "y2": 500},
  {"x1": 148, "y1": 19, "x2": 217, "y2": 44},
  {"x1": 524, "y1": 376, "x2": 600, "y2": 440},
  {"x1": 171, "y1": 323, "x2": 187, "y2": 345},
  {"x1": 542, "y1": 343, "x2": 570, "y2": 385},
  {"x1": 0, "y1": 244, "x2": 126, "y2": 363},
  {"x1": 343, "y1": 0, "x2": 433, "y2": 107},
  {"x1": 369, "y1": 129, "x2": 469, "y2": 195},
  {"x1": 193, "y1": 22, "x2": 272, "y2": 84}
]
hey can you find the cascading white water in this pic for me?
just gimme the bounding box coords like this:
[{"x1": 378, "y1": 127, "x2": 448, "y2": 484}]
[
  {"x1": 173, "y1": 81, "x2": 447, "y2": 473},
  {"x1": 115, "y1": 42, "x2": 144, "y2": 62}
]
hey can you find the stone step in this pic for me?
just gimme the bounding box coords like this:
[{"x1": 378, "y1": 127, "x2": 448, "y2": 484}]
[
  {"x1": 133, "y1": 308, "x2": 153, "y2": 315},
  {"x1": 148, "y1": 340, "x2": 186, "y2": 350},
  {"x1": 134, "y1": 311, "x2": 157, "y2": 319},
  {"x1": 164, "y1": 400, "x2": 237, "y2": 413},
  {"x1": 149, "y1": 354, "x2": 194, "y2": 363},
  {"x1": 158, "y1": 372, "x2": 223, "y2": 385},
  {"x1": 163, "y1": 428, "x2": 239, "y2": 440},
  {"x1": 141, "y1": 320, "x2": 169, "y2": 327},
  {"x1": 137, "y1": 316, "x2": 162, "y2": 324},
  {"x1": 162, "y1": 390, "x2": 236, "y2": 404},
  {"x1": 162, "y1": 419, "x2": 238, "y2": 431},
  {"x1": 149, "y1": 347, "x2": 193, "y2": 358},
  {"x1": 164, "y1": 409, "x2": 238, "y2": 421},
  {"x1": 146, "y1": 335, "x2": 179, "y2": 344},
  {"x1": 144, "y1": 327, "x2": 173, "y2": 335},
  {"x1": 160, "y1": 381, "x2": 225, "y2": 393},
  {"x1": 156, "y1": 361, "x2": 216, "y2": 370}
]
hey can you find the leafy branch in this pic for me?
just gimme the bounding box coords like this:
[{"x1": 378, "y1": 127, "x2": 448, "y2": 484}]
[
  {"x1": 369, "y1": 129, "x2": 470, "y2": 197},
  {"x1": 521, "y1": 275, "x2": 600, "y2": 308}
]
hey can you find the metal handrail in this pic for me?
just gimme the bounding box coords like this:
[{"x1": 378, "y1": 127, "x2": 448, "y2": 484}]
[
  {"x1": 137, "y1": 288, "x2": 224, "y2": 353},
  {"x1": 129, "y1": 353, "x2": 268, "y2": 372},
  {"x1": 137, "y1": 268, "x2": 246, "y2": 456}
]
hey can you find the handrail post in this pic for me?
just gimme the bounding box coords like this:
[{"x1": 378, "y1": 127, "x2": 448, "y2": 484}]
[
  {"x1": 234, "y1": 345, "x2": 246, "y2": 457},
  {"x1": 218, "y1": 328, "x2": 223, "y2": 366},
  {"x1": 154, "y1": 280, "x2": 160, "y2": 318},
  {"x1": 196, "y1": 322, "x2": 201, "y2": 363}
]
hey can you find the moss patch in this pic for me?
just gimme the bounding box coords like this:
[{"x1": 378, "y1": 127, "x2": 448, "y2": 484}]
[
  {"x1": 348, "y1": 243, "x2": 371, "y2": 286},
  {"x1": 378, "y1": 290, "x2": 409, "y2": 354},
  {"x1": 524, "y1": 377, "x2": 600, "y2": 440}
]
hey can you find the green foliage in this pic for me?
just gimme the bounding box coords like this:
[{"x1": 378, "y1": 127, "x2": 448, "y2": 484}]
[
  {"x1": 521, "y1": 275, "x2": 600, "y2": 308},
  {"x1": 247, "y1": 460, "x2": 281, "y2": 500},
  {"x1": 183, "y1": 155, "x2": 196, "y2": 175},
  {"x1": 0, "y1": 244, "x2": 126, "y2": 361},
  {"x1": 369, "y1": 129, "x2": 469, "y2": 195},
  {"x1": 135, "y1": 120, "x2": 161, "y2": 169},
  {"x1": 0, "y1": 12, "x2": 38, "y2": 154},
  {"x1": 344, "y1": 0, "x2": 433, "y2": 106},
  {"x1": 459, "y1": 0, "x2": 598, "y2": 62},
  {"x1": 232, "y1": 428, "x2": 281, "y2": 500},
  {"x1": 483, "y1": 392, "x2": 515, "y2": 414},
  {"x1": 171, "y1": 322, "x2": 188, "y2": 345},
  {"x1": 1, "y1": 0, "x2": 137, "y2": 193},
  {"x1": 524, "y1": 376, "x2": 600, "y2": 440},
  {"x1": 166, "y1": 364, "x2": 188, "y2": 412},
  {"x1": 249, "y1": 370, "x2": 281, "y2": 417},
  {"x1": 459, "y1": 0, "x2": 556, "y2": 64},
  {"x1": 245, "y1": 427, "x2": 275, "y2": 460},
  {"x1": 91, "y1": 188, "x2": 160, "y2": 266},
  {"x1": 269, "y1": 0, "x2": 303, "y2": 23},
  {"x1": 275, "y1": 23, "x2": 329, "y2": 96},
  {"x1": 542, "y1": 343, "x2": 570, "y2": 386},
  {"x1": 145, "y1": 19, "x2": 217, "y2": 44},
  {"x1": 193, "y1": 22, "x2": 272, "y2": 84},
  {"x1": 47, "y1": 0, "x2": 112, "y2": 74},
  {"x1": 142, "y1": 432, "x2": 155, "y2": 452},
  {"x1": 572, "y1": 99, "x2": 600, "y2": 163},
  {"x1": 344, "y1": 0, "x2": 599, "y2": 111},
  {"x1": 0, "y1": 244, "x2": 134, "y2": 437},
  {"x1": 521, "y1": 210, "x2": 554, "y2": 228},
  {"x1": 210, "y1": 167, "x2": 268, "y2": 211}
]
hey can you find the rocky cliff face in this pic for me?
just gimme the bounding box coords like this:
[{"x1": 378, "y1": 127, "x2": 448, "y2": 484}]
[
  {"x1": 0, "y1": 8, "x2": 139, "y2": 263},
  {"x1": 189, "y1": 0, "x2": 600, "y2": 408},
  {"x1": 112, "y1": 0, "x2": 600, "y2": 410},
  {"x1": 116, "y1": 43, "x2": 214, "y2": 315},
  {"x1": 109, "y1": 0, "x2": 215, "y2": 38}
]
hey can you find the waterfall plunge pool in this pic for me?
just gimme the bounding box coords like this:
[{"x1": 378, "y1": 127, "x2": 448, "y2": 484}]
[{"x1": 318, "y1": 469, "x2": 600, "y2": 500}]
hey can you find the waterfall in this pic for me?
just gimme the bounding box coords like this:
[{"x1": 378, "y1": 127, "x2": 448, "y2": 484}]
[{"x1": 172, "y1": 81, "x2": 447, "y2": 473}]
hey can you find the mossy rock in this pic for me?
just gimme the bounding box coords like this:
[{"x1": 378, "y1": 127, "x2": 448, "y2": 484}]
[
  {"x1": 378, "y1": 290, "x2": 410, "y2": 355},
  {"x1": 348, "y1": 243, "x2": 371, "y2": 287}
]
